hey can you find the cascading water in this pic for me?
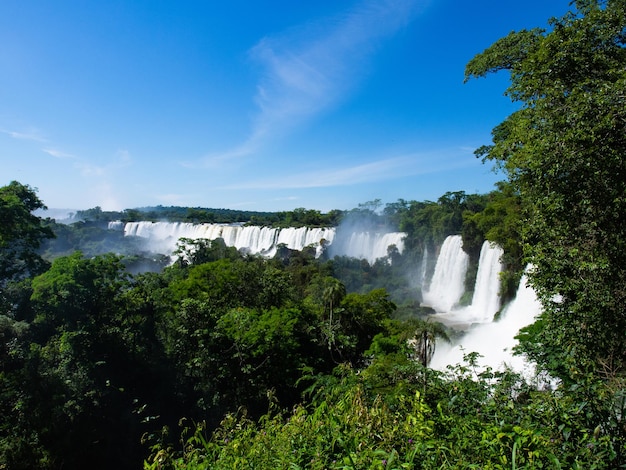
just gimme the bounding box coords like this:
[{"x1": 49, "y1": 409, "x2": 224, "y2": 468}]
[
  {"x1": 107, "y1": 220, "x2": 125, "y2": 231},
  {"x1": 275, "y1": 226, "x2": 335, "y2": 257},
  {"x1": 418, "y1": 246, "x2": 428, "y2": 287},
  {"x1": 113, "y1": 221, "x2": 335, "y2": 258},
  {"x1": 468, "y1": 241, "x2": 504, "y2": 321},
  {"x1": 435, "y1": 240, "x2": 504, "y2": 325},
  {"x1": 422, "y1": 235, "x2": 469, "y2": 312},
  {"x1": 430, "y1": 269, "x2": 542, "y2": 375},
  {"x1": 110, "y1": 221, "x2": 403, "y2": 262},
  {"x1": 329, "y1": 231, "x2": 405, "y2": 264}
]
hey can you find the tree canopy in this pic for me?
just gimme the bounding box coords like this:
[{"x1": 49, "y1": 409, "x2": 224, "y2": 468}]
[
  {"x1": 466, "y1": 0, "x2": 626, "y2": 380},
  {"x1": 0, "y1": 181, "x2": 54, "y2": 287}
]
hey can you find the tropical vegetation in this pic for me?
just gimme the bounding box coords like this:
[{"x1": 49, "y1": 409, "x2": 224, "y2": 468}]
[{"x1": 1, "y1": 1, "x2": 625, "y2": 468}]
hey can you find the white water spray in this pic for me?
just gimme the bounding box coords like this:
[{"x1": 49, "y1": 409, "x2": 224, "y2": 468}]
[{"x1": 331, "y1": 231, "x2": 405, "y2": 264}]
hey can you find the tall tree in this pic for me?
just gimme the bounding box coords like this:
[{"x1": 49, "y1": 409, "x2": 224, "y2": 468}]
[
  {"x1": 465, "y1": 1, "x2": 626, "y2": 380},
  {"x1": 0, "y1": 181, "x2": 54, "y2": 290},
  {"x1": 322, "y1": 277, "x2": 346, "y2": 354}
]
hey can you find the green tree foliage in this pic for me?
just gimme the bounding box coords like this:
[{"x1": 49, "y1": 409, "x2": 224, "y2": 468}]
[
  {"x1": 465, "y1": 1, "x2": 626, "y2": 463},
  {"x1": 338, "y1": 289, "x2": 396, "y2": 360},
  {"x1": 462, "y1": 181, "x2": 523, "y2": 301},
  {"x1": 185, "y1": 208, "x2": 216, "y2": 223},
  {"x1": 1, "y1": 252, "x2": 168, "y2": 469},
  {"x1": 146, "y1": 355, "x2": 619, "y2": 469},
  {"x1": 173, "y1": 237, "x2": 241, "y2": 266},
  {"x1": 466, "y1": 0, "x2": 626, "y2": 380},
  {"x1": 0, "y1": 181, "x2": 53, "y2": 288},
  {"x1": 398, "y1": 191, "x2": 487, "y2": 254},
  {"x1": 5, "y1": 170, "x2": 625, "y2": 467}
]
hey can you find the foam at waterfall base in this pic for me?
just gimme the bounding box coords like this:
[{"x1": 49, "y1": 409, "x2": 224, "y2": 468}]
[{"x1": 430, "y1": 273, "x2": 542, "y2": 377}]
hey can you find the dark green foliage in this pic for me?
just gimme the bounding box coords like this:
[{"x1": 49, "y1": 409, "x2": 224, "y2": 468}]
[
  {"x1": 9, "y1": 11, "x2": 626, "y2": 459},
  {"x1": 462, "y1": 181, "x2": 524, "y2": 302},
  {"x1": 464, "y1": 1, "x2": 626, "y2": 464},
  {"x1": 147, "y1": 353, "x2": 621, "y2": 469},
  {"x1": 1, "y1": 252, "x2": 169, "y2": 469},
  {"x1": 173, "y1": 237, "x2": 241, "y2": 267},
  {"x1": 0, "y1": 181, "x2": 54, "y2": 288},
  {"x1": 72, "y1": 204, "x2": 344, "y2": 227},
  {"x1": 398, "y1": 191, "x2": 484, "y2": 251},
  {"x1": 466, "y1": 0, "x2": 626, "y2": 380}
]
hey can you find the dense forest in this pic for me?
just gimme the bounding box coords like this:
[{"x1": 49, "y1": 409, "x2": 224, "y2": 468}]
[
  {"x1": 2, "y1": 1, "x2": 626, "y2": 468},
  {"x1": 66, "y1": 204, "x2": 344, "y2": 228}
]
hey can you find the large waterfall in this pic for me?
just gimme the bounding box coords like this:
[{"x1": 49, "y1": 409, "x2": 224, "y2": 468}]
[
  {"x1": 469, "y1": 241, "x2": 504, "y2": 322},
  {"x1": 422, "y1": 236, "x2": 543, "y2": 374},
  {"x1": 423, "y1": 237, "x2": 503, "y2": 325},
  {"x1": 112, "y1": 221, "x2": 541, "y2": 373},
  {"x1": 422, "y1": 235, "x2": 469, "y2": 312},
  {"x1": 110, "y1": 221, "x2": 404, "y2": 263}
]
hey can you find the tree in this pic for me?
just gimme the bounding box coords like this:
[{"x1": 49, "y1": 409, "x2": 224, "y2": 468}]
[
  {"x1": 321, "y1": 277, "x2": 346, "y2": 353},
  {"x1": 462, "y1": 182, "x2": 523, "y2": 301},
  {"x1": 328, "y1": 288, "x2": 396, "y2": 365},
  {"x1": 465, "y1": 0, "x2": 626, "y2": 378},
  {"x1": 0, "y1": 181, "x2": 54, "y2": 289},
  {"x1": 0, "y1": 251, "x2": 168, "y2": 469}
]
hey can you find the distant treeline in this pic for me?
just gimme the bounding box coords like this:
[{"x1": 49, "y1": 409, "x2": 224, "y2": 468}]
[{"x1": 71, "y1": 205, "x2": 345, "y2": 227}]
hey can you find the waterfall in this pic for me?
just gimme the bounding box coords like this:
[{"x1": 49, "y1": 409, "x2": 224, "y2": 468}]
[
  {"x1": 466, "y1": 241, "x2": 504, "y2": 322},
  {"x1": 422, "y1": 235, "x2": 469, "y2": 312},
  {"x1": 276, "y1": 226, "x2": 336, "y2": 257},
  {"x1": 418, "y1": 246, "x2": 428, "y2": 287},
  {"x1": 422, "y1": 238, "x2": 503, "y2": 326},
  {"x1": 108, "y1": 221, "x2": 125, "y2": 231},
  {"x1": 430, "y1": 269, "x2": 542, "y2": 375},
  {"x1": 118, "y1": 221, "x2": 406, "y2": 262},
  {"x1": 329, "y1": 231, "x2": 405, "y2": 264},
  {"x1": 118, "y1": 221, "x2": 336, "y2": 258}
]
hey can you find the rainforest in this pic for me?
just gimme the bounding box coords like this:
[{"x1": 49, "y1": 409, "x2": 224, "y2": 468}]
[{"x1": 2, "y1": 1, "x2": 626, "y2": 468}]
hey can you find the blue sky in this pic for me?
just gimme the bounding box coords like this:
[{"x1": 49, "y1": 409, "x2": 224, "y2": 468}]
[{"x1": 1, "y1": 0, "x2": 572, "y2": 213}]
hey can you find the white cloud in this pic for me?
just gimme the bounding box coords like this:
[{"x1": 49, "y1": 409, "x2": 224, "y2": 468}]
[
  {"x1": 217, "y1": 148, "x2": 469, "y2": 191},
  {"x1": 76, "y1": 161, "x2": 106, "y2": 177},
  {"x1": 42, "y1": 148, "x2": 75, "y2": 159},
  {"x1": 72, "y1": 149, "x2": 132, "y2": 177},
  {"x1": 1, "y1": 128, "x2": 47, "y2": 142},
  {"x1": 202, "y1": 0, "x2": 423, "y2": 165},
  {"x1": 115, "y1": 149, "x2": 132, "y2": 166}
]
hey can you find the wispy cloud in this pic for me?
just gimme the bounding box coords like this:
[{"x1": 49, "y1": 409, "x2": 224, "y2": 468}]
[
  {"x1": 75, "y1": 161, "x2": 107, "y2": 177},
  {"x1": 218, "y1": 148, "x2": 469, "y2": 191},
  {"x1": 42, "y1": 148, "x2": 76, "y2": 159},
  {"x1": 115, "y1": 149, "x2": 132, "y2": 167},
  {"x1": 1, "y1": 128, "x2": 47, "y2": 142},
  {"x1": 201, "y1": 0, "x2": 423, "y2": 166},
  {"x1": 73, "y1": 149, "x2": 132, "y2": 177}
]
